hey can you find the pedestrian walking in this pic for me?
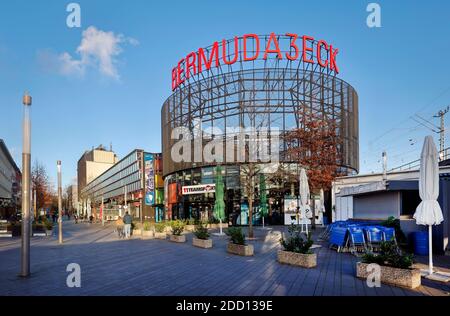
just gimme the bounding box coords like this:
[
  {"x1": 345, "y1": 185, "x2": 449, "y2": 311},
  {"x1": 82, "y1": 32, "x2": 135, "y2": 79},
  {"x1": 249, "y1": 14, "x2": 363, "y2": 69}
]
[
  {"x1": 116, "y1": 216, "x2": 124, "y2": 238},
  {"x1": 123, "y1": 211, "x2": 132, "y2": 239}
]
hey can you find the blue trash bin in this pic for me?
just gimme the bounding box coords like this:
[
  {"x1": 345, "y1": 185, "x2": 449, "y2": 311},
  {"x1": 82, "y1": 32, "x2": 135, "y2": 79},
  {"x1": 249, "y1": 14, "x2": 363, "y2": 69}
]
[{"x1": 413, "y1": 231, "x2": 429, "y2": 256}]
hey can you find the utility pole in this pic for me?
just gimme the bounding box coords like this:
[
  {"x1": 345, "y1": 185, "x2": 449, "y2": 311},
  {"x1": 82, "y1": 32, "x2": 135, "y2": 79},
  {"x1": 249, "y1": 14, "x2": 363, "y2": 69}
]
[
  {"x1": 434, "y1": 106, "x2": 450, "y2": 159},
  {"x1": 20, "y1": 91, "x2": 32, "y2": 277},
  {"x1": 57, "y1": 160, "x2": 63, "y2": 244},
  {"x1": 382, "y1": 151, "x2": 387, "y2": 182},
  {"x1": 412, "y1": 106, "x2": 450, "y2": 161}
]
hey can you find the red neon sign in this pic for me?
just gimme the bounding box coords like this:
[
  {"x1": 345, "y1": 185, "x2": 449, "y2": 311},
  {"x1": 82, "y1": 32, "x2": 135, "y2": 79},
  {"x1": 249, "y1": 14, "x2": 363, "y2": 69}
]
[{"x1": 171, "y1": 32, "x2": 339, "y2": 91}]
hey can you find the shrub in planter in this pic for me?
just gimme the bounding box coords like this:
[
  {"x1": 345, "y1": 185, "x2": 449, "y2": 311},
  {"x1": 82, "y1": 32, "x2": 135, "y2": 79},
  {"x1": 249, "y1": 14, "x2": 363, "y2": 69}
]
[
  {"x1": 357, "y1": 240, "x2": 420, "y2": 289},
  {"x1": 278, "y1": 224, "x2": 316, "y2": 268},
  {"x1": 192, "y1": 223, "x2": 212, "y2": 248},
  {"x1": 170, "y1": 220, "x2": 185, "y2": 236},
  {"x1": 154, "y1": 221, "x2": 167, "y2": 239},
  {"x1": 141, "y1": 221, "x2": 154, "y2": 239},
  {"x1": 361, "y1": 241, "x2": 414, "y2": 269},
  {"x1": 169, "y1": 220, "x2": 186, "y2": 243},
  {"x1": 43, "y1": 220, "x2": 53, "y2": 236},
  {"x1": 225, "y1": 227, "x2": 253, "y2": 256}
]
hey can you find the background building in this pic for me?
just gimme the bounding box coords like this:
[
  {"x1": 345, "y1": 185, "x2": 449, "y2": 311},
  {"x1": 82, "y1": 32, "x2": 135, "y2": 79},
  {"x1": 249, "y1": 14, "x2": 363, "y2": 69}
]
[
  {"x1": 80, "y1": 150, "x2": 163, "y2": 222},
  {"x1": 0, "y1": 139, "x2": 21, "y2": 219},
  {"x1": 77, "y1": 144, "x2": 118, "y2": 196},
  {"x1": 332, "y1": 165, "x2": 450, "y2": 254},
  {"x1": 66, "y1": 184, "x2": 78, "y2": 215},
  {"x1": 161, "y1": 34, "x2": 359, "y2": 225}
]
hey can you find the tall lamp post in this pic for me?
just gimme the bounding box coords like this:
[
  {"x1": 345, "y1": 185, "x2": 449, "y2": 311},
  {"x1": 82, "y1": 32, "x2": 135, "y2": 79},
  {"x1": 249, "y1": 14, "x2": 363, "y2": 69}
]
[
  {"x1": 57, "y1": 160, "x2": 63, "y2": 244},
  {"x1": 33, "y1": 189, "x2": 37, "y2": 219},
  {"x1": 20, "y1": 92, "x2": 32, "y2": 277}
]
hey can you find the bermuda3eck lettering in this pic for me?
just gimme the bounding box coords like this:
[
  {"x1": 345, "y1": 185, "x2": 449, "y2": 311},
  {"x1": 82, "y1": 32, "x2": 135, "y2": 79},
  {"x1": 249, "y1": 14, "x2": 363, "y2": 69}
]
[{"x1": 171, "y1": 32, "x2": 339, "y2": 90}]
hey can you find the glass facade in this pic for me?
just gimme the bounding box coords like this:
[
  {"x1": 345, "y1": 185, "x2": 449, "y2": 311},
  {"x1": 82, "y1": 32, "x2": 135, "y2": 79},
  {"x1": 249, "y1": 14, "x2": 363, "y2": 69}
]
[{"x1": 166, "y1": 163, "x2": 302, "y2": 225}]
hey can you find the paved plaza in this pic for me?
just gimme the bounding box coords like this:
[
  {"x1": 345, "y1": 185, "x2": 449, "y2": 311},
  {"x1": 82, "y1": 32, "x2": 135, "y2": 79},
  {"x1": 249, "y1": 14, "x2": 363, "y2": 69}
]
[{"x1": 0, "y1": 221, "x2": 449, "y2": 296}]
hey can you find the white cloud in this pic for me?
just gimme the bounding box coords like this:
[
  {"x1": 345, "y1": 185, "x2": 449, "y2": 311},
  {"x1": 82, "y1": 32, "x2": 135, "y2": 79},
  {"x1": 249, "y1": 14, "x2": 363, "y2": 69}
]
[{"x1": 43, "y1": 26, "x2": 138, "y2": 80}]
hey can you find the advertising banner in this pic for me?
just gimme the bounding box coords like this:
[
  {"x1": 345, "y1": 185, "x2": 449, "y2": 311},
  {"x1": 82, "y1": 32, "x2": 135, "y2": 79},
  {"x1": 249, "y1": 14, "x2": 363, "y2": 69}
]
[
  {"x1": 144, "y1": 153, "x2": 155, "y2": 205},
  {"x1": 181, "y1": 184, "x2": 215, "y2": 195}
]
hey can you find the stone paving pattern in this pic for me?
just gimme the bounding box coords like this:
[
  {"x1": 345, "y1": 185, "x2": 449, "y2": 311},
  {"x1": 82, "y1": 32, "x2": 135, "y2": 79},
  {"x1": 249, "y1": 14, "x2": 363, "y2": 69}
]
[{"x1": 0, "y1": 221, "x2": 449, "y2": 296}]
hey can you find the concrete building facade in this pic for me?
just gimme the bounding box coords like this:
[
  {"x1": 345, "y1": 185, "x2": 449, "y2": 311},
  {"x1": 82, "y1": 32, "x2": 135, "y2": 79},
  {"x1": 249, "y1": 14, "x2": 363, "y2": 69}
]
[
  {"x1": 80, "y1": 150, "x2": 164, "y2": 222},
  {"x1": 332, "y1": 167, "x2": 450, "y2": 253},
  {"x1": 67, "y1": 184, "x2": 78, "y2": 215},
  {"x1": 77, "y1": 145, "x2": 118, "y2": 196},
  {"x1": 0, "y1": 139, "x2": 21, "y2": 219}
]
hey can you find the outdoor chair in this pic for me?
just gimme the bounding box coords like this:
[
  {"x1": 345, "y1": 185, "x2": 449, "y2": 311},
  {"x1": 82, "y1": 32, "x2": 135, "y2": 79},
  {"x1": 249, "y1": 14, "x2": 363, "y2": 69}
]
[
  {"x1": 347, "y1": 226, "x2": 367, "y2": 255},
  {"x1": 319, "y1": 220, "x2": 346, "y2": 241},
  {"x1": 329, "y1": 226, "x2": 348, "y2": 252},
  {"x1": 380, "y1": 227, "x2": 397, "y2": 244},
  {"x1": 365, "y1": 226, "x2": 384, "y2": 252}
]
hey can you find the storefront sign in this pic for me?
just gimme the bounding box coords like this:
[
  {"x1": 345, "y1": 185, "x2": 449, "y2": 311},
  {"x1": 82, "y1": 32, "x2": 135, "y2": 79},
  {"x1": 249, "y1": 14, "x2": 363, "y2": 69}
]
[
  {"x1": 172, "y1": 32, "x2": 339, "y2": 90},
  {"x1": 144, "y1": 153, "x2": 155, "y2": 205},
  {"x1": 181, "y1": 184, "x2": 216, "y2": 195}
]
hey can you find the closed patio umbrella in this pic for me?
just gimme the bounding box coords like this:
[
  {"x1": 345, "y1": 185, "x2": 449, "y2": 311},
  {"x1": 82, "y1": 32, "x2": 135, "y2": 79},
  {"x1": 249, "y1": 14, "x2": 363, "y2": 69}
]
[
  {"x1": 318, "y1": 188, "x2": 326, "y2": 225},
  {"x1": 413, "y1": 136, "x2": 444, "y2": 276},
  {"x1": 299, "y1": 168, "x2": 311, "y2": 234}
]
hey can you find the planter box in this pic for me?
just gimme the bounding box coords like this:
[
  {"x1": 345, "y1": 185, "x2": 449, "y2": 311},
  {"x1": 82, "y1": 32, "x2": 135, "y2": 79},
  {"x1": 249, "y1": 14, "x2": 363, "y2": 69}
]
[
  {"x1": 356, "y1": 262, "x2": 421, "y2": 289},
  {"x1": 133, "y1": 229, "x2": 141, "y2": 236},
  {"x1": 154, "y1": 232, "x2": 167, "y2": 239},
  {"x1": 208, "y1": 223, "x2": 229, "y2": 229},
  {"x1": 170, "y1": 234, "x2": 186, "y2": 243},
  {"x1": 192, "y1": 238, "x2": 213, "y2": 249},
  {"x1": 141, "y1": 230, "x2": 154, "y2": 239},
  {"x1": 277, "y1": 250, "x2": 317, "y2": 268},
  {"x1": 227, "y1": 243, "x2": 254, "y2": 256}
]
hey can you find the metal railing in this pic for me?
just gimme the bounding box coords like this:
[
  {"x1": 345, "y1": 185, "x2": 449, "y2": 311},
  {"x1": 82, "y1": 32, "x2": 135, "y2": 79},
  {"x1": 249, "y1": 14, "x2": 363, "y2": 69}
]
[{"x1": 389, "y1": 147, "x2": 450, "y2": 172}]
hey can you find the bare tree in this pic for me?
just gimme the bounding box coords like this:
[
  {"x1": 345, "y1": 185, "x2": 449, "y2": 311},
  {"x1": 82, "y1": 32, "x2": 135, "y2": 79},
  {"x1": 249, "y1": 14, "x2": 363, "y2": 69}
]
[
  {"x1": 240, "y1": 163, "x2": 260, "y2": 238},
  {"x1": 284, "y1": 109, "x2": 341, "y2": 228},
  {"x1": 31, "y1": 160, "x2": 53, "y2": 216}
]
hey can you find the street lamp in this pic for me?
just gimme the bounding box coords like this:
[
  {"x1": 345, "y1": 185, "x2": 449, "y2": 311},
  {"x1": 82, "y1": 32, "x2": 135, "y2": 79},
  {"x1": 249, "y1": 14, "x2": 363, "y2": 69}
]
[
  {"x1": 57, "y1": 160, "x2": 63, "y2": 244},
  {"x1": 20, "y1": 91, "x2": 32, "y2": 277}
]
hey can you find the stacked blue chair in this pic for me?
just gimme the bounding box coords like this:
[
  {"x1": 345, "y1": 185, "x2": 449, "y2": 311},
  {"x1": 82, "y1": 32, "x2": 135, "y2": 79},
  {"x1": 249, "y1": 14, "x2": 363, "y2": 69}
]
[
  {"x1": 348, "y1": 226, "x2": 367, "y2": 255},
  {"x1": 365, "y1": 226, "x2": 384, "y2": 251},
  {"x1": 329, "y1": 226, "x2": 348, "y2": 252},
  {"x1": 380, "y1": 227, "x2": 396, "y2": 244}
]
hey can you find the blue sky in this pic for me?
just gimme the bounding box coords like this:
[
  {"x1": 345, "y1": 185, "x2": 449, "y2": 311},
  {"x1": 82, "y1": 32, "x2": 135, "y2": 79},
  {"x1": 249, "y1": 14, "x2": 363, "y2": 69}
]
[{"x1": 1, "y1": 0, "x2": 450, "y2": 188}]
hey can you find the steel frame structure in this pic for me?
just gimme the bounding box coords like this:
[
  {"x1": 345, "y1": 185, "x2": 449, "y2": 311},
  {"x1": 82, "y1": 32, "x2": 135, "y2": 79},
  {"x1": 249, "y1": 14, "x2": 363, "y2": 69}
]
[{"x1": 162, "y1": 35, "x2": 359, "y2": 177}]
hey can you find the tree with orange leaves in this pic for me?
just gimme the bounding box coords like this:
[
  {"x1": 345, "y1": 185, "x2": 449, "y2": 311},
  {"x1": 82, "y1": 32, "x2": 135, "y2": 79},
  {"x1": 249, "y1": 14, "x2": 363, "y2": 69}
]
[{"x1": 284, "y1": 109, "x2": 341, "y2": 228}]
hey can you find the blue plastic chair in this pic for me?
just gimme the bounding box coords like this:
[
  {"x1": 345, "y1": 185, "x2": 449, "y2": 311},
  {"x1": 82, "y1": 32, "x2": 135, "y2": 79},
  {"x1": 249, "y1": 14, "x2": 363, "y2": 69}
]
[
  {"x1": 380, "y1": 227, "x2": 396, "y2": 244},
  {"x1": 329, "y1": 227, "x2": 348, "y2": 252},
  {"x1": 365, "y1": 226, "x2": 384, "y2": 251},
  {"x1": 348, "y1": 226, "x2": 367, "y2": 255}
]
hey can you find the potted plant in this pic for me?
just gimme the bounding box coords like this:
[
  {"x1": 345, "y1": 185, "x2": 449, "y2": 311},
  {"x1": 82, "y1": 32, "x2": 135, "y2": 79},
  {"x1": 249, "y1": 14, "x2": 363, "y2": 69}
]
[
  {"x1": 44, "y1": 219, "x2": 53, "y2": 236},
  {"x1": 169, "y1": 220, "x2": 186, "y2": 243},
  {"x1": 278, "y1": 224, "x2": 316, "y2": 268},
  {"x1": 154, "y1": 221, "x2": 167, "y2": 239},
  {"x1": 192, "y1": 223, "x2": 212, "y2": 249},
  {"x1": 225, "y1": 227, "x2": 253, "y2": 256},
  {"x1": 356, "y1": 240, "x2": 420, "y2": 289},
  {"x1": 185, "y1": 219, "x2": 198, "y2": 232},
  {"x1": 32, "y1": 222, "x2": 46, "y2": 237},
  {"x1": 141, "y1": 221, "x2": 154, "y2": 239},
  {"x1": 132, "y1": 222, "x2": 141, "y2": 236}
]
